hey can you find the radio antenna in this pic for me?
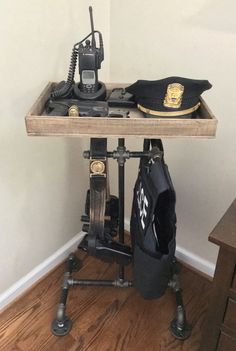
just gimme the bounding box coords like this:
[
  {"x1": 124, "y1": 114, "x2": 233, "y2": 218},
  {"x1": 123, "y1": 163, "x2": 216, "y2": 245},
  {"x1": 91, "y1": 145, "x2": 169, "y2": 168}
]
[{"x1": 89, "y1": 6, "x2": 96, "y2": 48}]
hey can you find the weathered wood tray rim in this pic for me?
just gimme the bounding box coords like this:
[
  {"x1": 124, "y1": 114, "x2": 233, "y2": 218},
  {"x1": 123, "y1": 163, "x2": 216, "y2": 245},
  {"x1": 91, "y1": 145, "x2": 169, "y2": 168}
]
[{"x1": 25, "y1": 82, "x2": 217, "y2": 138}]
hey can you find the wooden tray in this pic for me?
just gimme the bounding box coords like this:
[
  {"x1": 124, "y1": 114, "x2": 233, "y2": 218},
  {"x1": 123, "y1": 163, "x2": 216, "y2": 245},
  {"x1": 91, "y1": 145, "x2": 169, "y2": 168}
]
[{"x1": 25, "y1": 82, "x2": 217, "y2": 138}]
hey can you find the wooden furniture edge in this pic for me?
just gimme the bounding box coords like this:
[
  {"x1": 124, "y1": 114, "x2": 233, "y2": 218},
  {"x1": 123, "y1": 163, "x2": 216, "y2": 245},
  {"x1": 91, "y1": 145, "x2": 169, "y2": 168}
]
[
  {"x1": 199, "y1": 96, "x2": 217, "y2": 121},
  {"x1": 209, "y1": 199, "x2": 236, "y2": 253}
]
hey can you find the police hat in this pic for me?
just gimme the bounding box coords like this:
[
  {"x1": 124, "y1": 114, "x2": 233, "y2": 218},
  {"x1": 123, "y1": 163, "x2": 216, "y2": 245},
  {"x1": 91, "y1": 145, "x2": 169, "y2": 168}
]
[{"x1": 126, "y1": 77, "x2": 212, "y2": 118}]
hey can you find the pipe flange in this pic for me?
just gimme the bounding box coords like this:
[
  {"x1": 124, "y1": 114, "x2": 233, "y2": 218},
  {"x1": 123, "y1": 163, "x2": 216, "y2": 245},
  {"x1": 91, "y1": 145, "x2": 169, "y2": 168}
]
[
  {"x1": 51, "y1": 317, "x2": 72, "y2": 337},
  {"x1": 170, "y1": 318, "x2": 192, "y2": 340}
]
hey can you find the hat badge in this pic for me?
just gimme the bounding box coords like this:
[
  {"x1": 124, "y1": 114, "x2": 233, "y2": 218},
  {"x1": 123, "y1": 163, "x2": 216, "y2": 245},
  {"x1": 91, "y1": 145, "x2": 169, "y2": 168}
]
[{"x1": 164, "y1": 83, "x2": 184, "y2": 109}]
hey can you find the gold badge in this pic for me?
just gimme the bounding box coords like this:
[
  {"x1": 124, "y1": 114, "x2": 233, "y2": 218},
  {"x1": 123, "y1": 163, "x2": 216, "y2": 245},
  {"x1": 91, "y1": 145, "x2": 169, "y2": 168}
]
[
  {"x1": 68, "y1": 105, "x2": 79, "y2": 117},
  {"x1": 163, "y1": 83, "x2": 184, "y2": 109},
  {"x1": 90, "y1": 160, "x2": 105, "y2": 175}
]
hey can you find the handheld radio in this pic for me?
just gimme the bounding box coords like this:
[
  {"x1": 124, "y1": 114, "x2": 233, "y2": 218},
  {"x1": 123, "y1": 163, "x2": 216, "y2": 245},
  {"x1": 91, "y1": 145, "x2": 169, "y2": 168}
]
[
  {"x1": 78, "y1": 7, "x2": 103, "y2": 94},
  {"x1": 51, "y1": 6, "x2": 106, "y2": 101}
]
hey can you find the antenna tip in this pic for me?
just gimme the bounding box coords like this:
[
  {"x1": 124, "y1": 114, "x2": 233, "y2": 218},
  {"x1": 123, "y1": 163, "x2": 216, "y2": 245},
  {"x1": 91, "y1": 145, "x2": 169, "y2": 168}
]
[{"x1": 89, "y1": 6, "x2": 92, "y2": 11}]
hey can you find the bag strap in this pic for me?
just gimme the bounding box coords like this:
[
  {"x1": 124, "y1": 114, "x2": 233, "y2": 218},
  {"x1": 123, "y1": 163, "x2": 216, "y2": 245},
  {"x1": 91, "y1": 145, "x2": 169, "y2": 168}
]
[
  {"x1": 141, "y1": 139, "x2": 164, "y2": 173},
  {"x1": 143, "y1": 139, "x2": 164, "y2": 154},
  {"x1": 151, "y1": 139, "x2": 164, "y2": 154},
  {"x1": 88, "y1": 138, "x2": 107, "y2": 255}
]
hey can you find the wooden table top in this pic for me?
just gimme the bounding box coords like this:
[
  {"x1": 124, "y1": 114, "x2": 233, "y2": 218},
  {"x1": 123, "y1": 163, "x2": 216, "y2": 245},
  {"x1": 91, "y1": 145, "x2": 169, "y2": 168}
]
[
  {"x1": 209, "y1": 199, "x2": 236, "y2": 253},
  {"x1": 25, "y1": 82, "x2": 218, "y2": 138}
]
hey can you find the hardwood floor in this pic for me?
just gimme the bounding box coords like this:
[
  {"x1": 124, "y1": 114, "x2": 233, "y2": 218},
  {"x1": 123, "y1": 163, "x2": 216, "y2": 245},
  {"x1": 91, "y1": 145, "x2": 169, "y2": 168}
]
[{"x1": 0, "y1": 250, "x2": 211, "y2": 351}]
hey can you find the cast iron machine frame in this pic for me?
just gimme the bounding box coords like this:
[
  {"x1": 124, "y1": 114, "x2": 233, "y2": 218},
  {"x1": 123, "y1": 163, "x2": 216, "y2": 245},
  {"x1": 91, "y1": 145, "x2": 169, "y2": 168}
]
[{"x1": 51, "y1": 137, "x2": 191, "y2": 340}]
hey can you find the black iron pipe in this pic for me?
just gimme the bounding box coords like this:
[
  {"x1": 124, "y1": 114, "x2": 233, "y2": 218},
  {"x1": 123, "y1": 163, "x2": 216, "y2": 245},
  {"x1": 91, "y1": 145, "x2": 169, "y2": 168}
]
[
  {"x1": 60, "y1": 288, "x2": 69, "y2": 305},
  {"x1": 118, "y1": 138, "x2": 125, "y2": 280},
  {"x1": 175, "y1": 289, "x2": 184, "y2": 307},
  {"x1": 68, "y1": 278, "x2": 133, "y2": 287},
  {"x1": 68, "y1": 279, "x2": 115, "y2": 286},
  {"x1": 83, "y1": 151, "x2": 151, "y2": 159}
]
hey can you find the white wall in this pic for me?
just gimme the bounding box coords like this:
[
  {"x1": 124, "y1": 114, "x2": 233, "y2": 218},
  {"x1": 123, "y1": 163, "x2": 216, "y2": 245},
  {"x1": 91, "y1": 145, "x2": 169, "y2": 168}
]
[
  {"x1": 110, "y1": 0, "x2": 236, "y2": 263},
  {"x1": 0, "y1": 0, "x2": 110, "y2": 293}
]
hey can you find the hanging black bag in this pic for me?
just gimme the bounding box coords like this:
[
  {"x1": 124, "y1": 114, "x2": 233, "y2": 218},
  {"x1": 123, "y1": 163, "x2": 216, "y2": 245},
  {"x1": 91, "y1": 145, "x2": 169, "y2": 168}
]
[{"x1": 130, "y1": 139, "x2": 176, "y2": 299}]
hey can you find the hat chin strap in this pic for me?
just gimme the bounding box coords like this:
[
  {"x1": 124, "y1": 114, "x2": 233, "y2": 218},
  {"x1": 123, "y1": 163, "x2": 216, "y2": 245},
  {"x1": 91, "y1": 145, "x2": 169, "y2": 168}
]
[{"x1": 137, "y1": 102, "x2": 200, "y2": 117}]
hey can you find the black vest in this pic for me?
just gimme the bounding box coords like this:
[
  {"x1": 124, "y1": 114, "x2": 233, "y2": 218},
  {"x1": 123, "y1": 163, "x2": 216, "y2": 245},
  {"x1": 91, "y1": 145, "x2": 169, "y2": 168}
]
[{"x1": 130, "y1": 140, "x2": 176, "y2": 299}]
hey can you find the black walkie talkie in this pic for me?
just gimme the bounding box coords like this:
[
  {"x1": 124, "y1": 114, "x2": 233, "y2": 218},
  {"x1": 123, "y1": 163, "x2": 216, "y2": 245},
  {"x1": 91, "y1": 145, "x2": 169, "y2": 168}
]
[
  {"x1": 78, "y1": 7, "x2": 101, "y2": 94},
  {"x1": 51, "y1": 6, "x2": 106, "y2": 101},
  {"x1": 74, "y1": 6, "x2": 106, "y2": 100}
]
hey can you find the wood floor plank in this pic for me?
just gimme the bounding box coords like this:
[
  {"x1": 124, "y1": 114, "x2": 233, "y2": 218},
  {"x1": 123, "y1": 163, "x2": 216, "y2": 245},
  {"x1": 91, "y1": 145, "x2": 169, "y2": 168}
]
[{"x1": 0, "y1": 250, "x2": 211, "y2": 351}]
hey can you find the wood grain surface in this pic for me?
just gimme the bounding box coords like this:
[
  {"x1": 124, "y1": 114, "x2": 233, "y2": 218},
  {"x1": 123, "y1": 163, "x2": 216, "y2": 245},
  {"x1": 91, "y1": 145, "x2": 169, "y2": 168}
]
[
  {"x1": 0, "y1": 250, "x2": 211, "y2": 351},
  {"x1": 25, "y1": 82, "x2": 217, "y2": 138}
]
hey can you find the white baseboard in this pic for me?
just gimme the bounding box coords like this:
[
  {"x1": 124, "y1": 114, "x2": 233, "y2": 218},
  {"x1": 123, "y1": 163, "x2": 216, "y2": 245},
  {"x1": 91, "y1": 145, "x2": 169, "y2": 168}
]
[
  {"x1": 0, "y1": 220, "x2": 216, "y2": 312},
  {"x1": 174, "y1": 246, "x2": 215, "y2": 277},
  {"x1": 124, "y1": 218, "x2": 215, "y2": 278},
  {"x1": 0, "y1": 231, "x2": 86, "y2": 312}
]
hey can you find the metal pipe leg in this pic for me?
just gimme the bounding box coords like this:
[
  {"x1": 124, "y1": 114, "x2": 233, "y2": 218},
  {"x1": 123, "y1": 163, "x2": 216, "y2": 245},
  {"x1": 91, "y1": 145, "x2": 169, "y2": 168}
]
[
  {"x1": 169, "y1": 261, "x2": 192, "y2": 340},
  {"x1": 118, "y1": 138, "x2": 125, "y2": 281},
  {"x1": 51, "y1": 254, "x2": 81, "y2": 336}
]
